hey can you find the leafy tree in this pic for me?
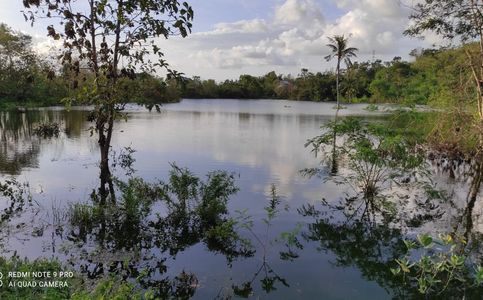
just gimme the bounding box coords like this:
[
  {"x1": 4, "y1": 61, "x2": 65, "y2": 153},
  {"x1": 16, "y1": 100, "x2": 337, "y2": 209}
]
[
  {"x1": 404, "y1": 0, "x2": 483, "y2": 208},
  {"x1": 0, "y1": 24, "x2": 38, "y2": 102},
  {"x1": 404, "y1": 0, "x2": 483, "y2": 123},
  {"x1": 262, "y1": 71, "x2": 279, "y2": 98},
  {"x1": 325, "y1": 35, "x2": 358, "y2": 108},
  {"x1": 341, "y1": 61, "x2": 382, "y2": 101},
  {"x1": 369, "y1": 57, "x2": 415, "y2": 103},
  {"x1": 239, "y1": 75, "x2": 263, "y2": 99},
  {"x1": 22, "y1": 0, "x2": 194, "y2": 202}
]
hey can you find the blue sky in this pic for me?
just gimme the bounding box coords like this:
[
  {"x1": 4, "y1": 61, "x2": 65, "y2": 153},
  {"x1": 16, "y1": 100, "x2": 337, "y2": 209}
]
[{"x1": 0, "y1": 0, "x2": 436, "y2": 80}]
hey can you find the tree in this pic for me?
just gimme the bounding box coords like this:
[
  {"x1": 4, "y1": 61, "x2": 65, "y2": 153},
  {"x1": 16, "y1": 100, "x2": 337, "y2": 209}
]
[
  {"x1": 404, "y1": 0, "x2": 483, "y2": 122},
  {"x1": 0, "y1": 24, "x2": 37, "y2": 102},
  {"x1": 404, "y1": 0, "x2": 483, "y2": 205},
  {"x1": 325, "y1": 35, "x2": 358, "y2": 108},
  {"x1": 369, "y1": 58, "x2": 414, "y2": 103},
  {"x1": 22, "y1": 0, "x2": 194, "y2": 202}
]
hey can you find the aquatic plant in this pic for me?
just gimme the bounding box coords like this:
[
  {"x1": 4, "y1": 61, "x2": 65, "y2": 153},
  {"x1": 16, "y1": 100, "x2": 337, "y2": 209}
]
[
  {"x1": 63, "y1": 164, "x2": 255, "y2": 298},
  {"x1": 364, "y1": 103, "x2": 379, "y2": 111},
  {"x1": 391, "y1": 233, "x2": 483, "y2": 296},
  {"x1": 0, "y1": 178, "x2": 31, "y2": 225},
  {"x1": 305, "y1": 117, "x2": 426, "y2": 217},
  {"x1": 111, "y1": 146, "x2": 137, "y2": 177},
  {"x1": 33, "y1": 122, "x2": 60, "y2": 138},
  {"x1": 0, "y1": 256, "x2": 71, "y2": 299}
]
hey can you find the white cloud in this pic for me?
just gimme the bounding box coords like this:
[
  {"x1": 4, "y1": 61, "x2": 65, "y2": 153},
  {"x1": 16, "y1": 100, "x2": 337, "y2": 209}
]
[
  {"x1": 274, "y1": 0, "x2": 325, "y2": 31},
  {"x1": 209, "y1": 19, "x2": 268, "y2": 35},
  {"x1": 31, "y1": 35, "x2": 62, "y2": 56},
  {"x1": 18, "y1": 0, "x2": 435, "y2": 80},
  {"x1": 155, "y1": 0, "x2": 435, "y2": 80}
]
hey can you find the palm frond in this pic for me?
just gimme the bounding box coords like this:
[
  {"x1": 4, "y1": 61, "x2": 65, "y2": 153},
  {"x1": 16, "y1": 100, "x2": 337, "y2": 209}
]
[
  {"x1": 325, "y1": 34, "x2": 358, "y2": 65},
  {"x1": 344, "y1": 57, "x2": 353, "y2": 68},
  {"x1": 326, "y1": 44, "x2": 338, "y2": 52},
  {"x1": 343, "y1": 47, "x2": 359, "y2": 57}
]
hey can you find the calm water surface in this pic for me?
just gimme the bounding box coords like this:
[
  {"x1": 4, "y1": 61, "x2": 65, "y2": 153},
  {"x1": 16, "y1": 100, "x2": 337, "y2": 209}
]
[{"x1": 0, "y1": 99, "x2": 477, "y2": 299}]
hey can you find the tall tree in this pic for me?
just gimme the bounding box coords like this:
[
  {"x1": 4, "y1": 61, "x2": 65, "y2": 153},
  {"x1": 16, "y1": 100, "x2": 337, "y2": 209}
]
[
  {"x1": 404, "y1": 0, "x2": 483, "y2": 225},
  {"x1": 404, "y1": 0, "x2": 483, "y2": 121},
  {"x1": 325, "y1": 35, "x2": 358, "y2": 108},
  {"x1": 0, "y1": 23, "x2": 38, "y2": 102},
  {"x1": 22, "y1": 0, "x2": 194, "y2": 202}
]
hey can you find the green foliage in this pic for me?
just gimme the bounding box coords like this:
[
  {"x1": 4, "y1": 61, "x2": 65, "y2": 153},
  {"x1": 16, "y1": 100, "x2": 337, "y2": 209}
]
[
  {"x1": 0, "y1": 256, "x2": 71, "y2": 299},
  {"x1": 68, "y1": 164, "x2": 253, "y2": 262},
  {"x1": 369, "y1": 58, "x2": 414, "y2": 103},
  {"x1": 264, "y1": 184, "x2": 281, "y2": 225},
  {"x1": 0, "y1": 178, "x2": 31, "y2": 225},
  {"x1": 364, "y1": 103, "x2": 379, "y2": 111},
  {"x1": 306, "y1": 117, "x2": 425, "y2": 204},
  {"x1": 71, "y1": 277, "x2": 149, "y2": 300},
  {"x1": 325, "y1": 34, "x2": 358, "y2": 107},
  {"x1": 0, "y1": 256, "x2": 153, "y2": 300},
  {"x1": 177, "y1": 43, "x2": 476, "y2": 108},
  {"x1": 33, "y1": 122, "x2": 60, "y2": 138},
  {"x1": 392, "y1": 233, "x2": 483, "y2": 296},
  {"x1": 405, "y1": 0, "x2": 481, "y2": 42},
  {"x1": 0, "y1": 23, "x2": 67, "y2": 107}
]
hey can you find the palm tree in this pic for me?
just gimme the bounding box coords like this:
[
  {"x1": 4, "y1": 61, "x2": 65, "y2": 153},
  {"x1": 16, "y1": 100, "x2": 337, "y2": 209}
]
[{"x1": 325, "y1": 35, "x2": 358, "y2": 108}]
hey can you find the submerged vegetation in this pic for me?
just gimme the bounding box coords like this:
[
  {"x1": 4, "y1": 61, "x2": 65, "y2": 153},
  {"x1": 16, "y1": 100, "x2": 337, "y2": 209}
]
[
  {"x1": 0, "y1": 179, "x2": 31, "y2": 225},
  {"x1": 32, "y1": 122, "x2": 60, "y2": 138},
  {"x1": 392, "y1": 233, "x2": 483, "y2": 296},
  {"x1": 0, "y1": 0, "x2": 482, "y2": 299}
]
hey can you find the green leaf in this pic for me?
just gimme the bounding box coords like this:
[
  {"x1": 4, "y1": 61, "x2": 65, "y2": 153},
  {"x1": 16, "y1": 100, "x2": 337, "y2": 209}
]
[
  {"x1": 395, "y1": 258, "x2": 413, "y2": 273},
  {"x1": 403, "y1": 239, "x2": 417, "y2": 251},
  {"x1": 390, "y1": 267, "x2": 401, "y2": 276},
  {"x1": 449, "y1": 254, "x2": 465, "y2": 267},
  {"x1": 417, "y1": 234, "x2": 433, "y2": 248},
  {"x1": 475, "y1": 266, "x2": 483, "y2": 285}
]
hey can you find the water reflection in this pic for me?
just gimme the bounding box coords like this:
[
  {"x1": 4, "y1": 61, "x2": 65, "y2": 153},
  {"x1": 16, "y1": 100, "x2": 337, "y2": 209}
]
[
  {"x1": 0, "y1": 111, "x2": 41, "y2": 175},
  {"x1": 0, "y1": 100, "x2": 481, "y2": 298},
  {"x1": 302, "y1": 106, "x2": 483, "y2": 298},
  {"x1": 0, "y1": 110, "x2": 91, "y2": 175},
  {"x1": 61, "y1": 164, "x2": 255, "y2": 298},
  {"x1": 299, "y1": 201, "x2": 410, "y2": 298}
]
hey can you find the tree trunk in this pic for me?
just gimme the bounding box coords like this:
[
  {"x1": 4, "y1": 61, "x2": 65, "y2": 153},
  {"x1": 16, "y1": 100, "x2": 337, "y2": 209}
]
[
  {"x1": 336, "y1": 58, "x2": 340, "y2": 108},
  {"x1": 95, "y1": 0, "x2": 123, "y2": 204},
  {"x1": 97, "y1": 107, "x2": 115, "y2": 203},
  {"x1": 331, "y1": 110, "x2": 339, "y2": 175},
  {"x1": 463, "y1": 160, "x2": 482, "y2": 239}
]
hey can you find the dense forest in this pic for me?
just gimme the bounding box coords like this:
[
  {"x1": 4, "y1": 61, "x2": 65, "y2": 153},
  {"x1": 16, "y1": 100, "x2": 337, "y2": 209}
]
[
  {"x1": 181, "y1": 46, "x2": 472, "y2": 106},
  {"x1": 0, "y1": 22, "x2": 475, "y2": 109}
]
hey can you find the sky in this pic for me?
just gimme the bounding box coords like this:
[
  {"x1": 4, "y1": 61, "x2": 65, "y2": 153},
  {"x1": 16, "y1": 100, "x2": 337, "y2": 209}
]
[{"x1": 0, "y1": 0, "x2": 439, "y2": 81}]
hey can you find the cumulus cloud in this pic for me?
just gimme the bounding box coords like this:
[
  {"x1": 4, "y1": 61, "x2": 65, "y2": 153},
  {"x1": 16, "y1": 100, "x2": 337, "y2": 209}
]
[
  {"x1": 335, "y1": 0, "x2": 405, "y2": 18},
  {"x1": 161, "y1": 0, "x2": 328, "y2": 76},
  {"x1": 0, "y1": 0, "x2": 438, "y2": 79},
  {"x1": 207, "y1": 19, "x2": 269, "y2": 35},
  {"x1": 274, "y1": 0, "x2": 325, "y2": 32},
  {"x1": 154, "y1": 0, "x2": 434, "y2": 80},
  {"x1": 31, "y1": 35, "x2": 63, "y2": 56},
  {"x1": 16, "y1": 0, "x2": 432, "y2": 79},
  {"x1": 16, "y1": 0, "x2": 433, "y2": 80}
]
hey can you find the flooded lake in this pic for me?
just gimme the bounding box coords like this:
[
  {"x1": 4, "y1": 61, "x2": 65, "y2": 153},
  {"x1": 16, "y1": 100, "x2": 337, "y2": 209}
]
[{"x1": 0, "y1": 99, "x2": 481, "y2": 299}]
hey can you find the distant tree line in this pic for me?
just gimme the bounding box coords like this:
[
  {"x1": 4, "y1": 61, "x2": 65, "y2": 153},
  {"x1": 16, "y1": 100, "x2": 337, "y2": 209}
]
[
  {"x1": 180, "y1": 45, "x2": 474, "y2": 106},
  {"x1": 0, "y1": 23, "x2": 180, "y2": 110},
  {"x1": 0, "y1": 22, "x2": 476, "y2": 108}
]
